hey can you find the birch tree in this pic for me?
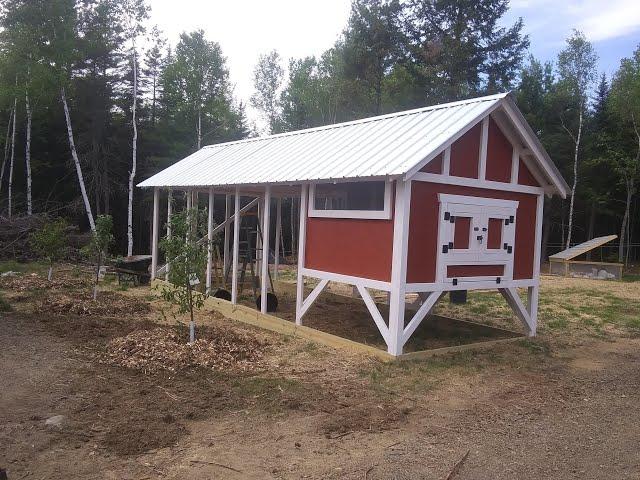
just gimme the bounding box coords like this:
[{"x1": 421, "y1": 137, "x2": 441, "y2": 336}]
[
  {"x1": 251, "y1": 50, "x2": 284, "y2": 134},
  {"x1": 557, "y1": 30, "x2": 597, "y2": 248},
  {"x1": 609, "y1": 46, "x2": 640, "y2": 263},
  {"x1": 7, "y1": 96, "x2": 16, "y2": 218},
  {"x1": 24, "y1": 87, "x2": 32, "y2": 215},
  {"x1": 0, "y1": 107, "x2": 13, "y2": 196},
  {"x1": 120, "y1": 0, "x2": 149, "y2": 256}
]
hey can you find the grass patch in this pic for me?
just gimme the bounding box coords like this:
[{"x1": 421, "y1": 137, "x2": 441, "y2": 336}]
[
  {"x1": 539, "y1": 287, "x2": 640, "y2": 335},
  {"x1": 362, "y1": 350, "x2": 488, "y2": 394},
  {"x1": 622, "y1": 274, "x2": 640, "y2": 283},
  {"x1": 0, "y1": 292, "x2": 12, "y2": 312},
  {"x1": 0, "y1": 260, "x2": 48, "y2": 275}
]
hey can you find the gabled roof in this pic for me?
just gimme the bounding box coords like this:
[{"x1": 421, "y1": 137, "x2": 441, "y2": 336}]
[
  {"x1": 138, "y1": 92, "x2": 569, "y2": 197},
  {"x1": 549, "y1": 235, "x2": 618, "y2": 261}
]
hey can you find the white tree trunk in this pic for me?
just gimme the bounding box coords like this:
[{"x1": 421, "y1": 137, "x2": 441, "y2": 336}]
[
  {"x1": 8, "y1": 97, "x2": 17, "y2": 218},
  {"x1": 619, "y1": 178, "x2": 632, "y2": 263},
  {"x1": 565, "y1": 108, "x2": 583, "y2": 249},
  {"x1": 127, "y1": 48, "x2": 138, "y2": 256},
  {"x1": 25, "y1": 91, "x2": 33, "y2": 216},
  {"x1": 0, "y1": 107, "x2": 12, "y2": 194},
  {"x1": 197, "y1": 108, "x2": 202, "y2": 150},
  {"x1": 61, "y1": 87, "x2": 95, "y2": 232}
]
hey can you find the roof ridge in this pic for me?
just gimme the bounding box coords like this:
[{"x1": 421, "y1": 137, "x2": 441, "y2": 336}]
[{"x1": 204, "y1": 92, "x2": 510, "y2": 150}]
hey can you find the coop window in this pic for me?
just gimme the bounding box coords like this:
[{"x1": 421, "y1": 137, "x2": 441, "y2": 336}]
[{"x1": 309, "y1": 181, "x2": 392, "y2": 219}]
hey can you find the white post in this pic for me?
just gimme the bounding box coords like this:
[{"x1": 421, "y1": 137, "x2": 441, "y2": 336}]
[
  {"x1": 387, "y1": 180, "x2": 411, "y2": 356},
  {"x1": 295, "y1": 184, "x2": 308, "y2": 325},
  {"x1": 527, "y1": 192, "x2": 544, "y2": 336},
  {"x1": 151, "y1": 187, "x2": 160, "y2": 280},
  {"x1": 206, "y1": 187, "x2": 214, "y2": 294},
  {"x1": 186, "y1": 189, "x2": 192, "y2": 210},
  {"x1": 261, "y1": 186, "x2": 272, "y2": 313},
  {"x1": 165, "y1": 189, "x2": 173, "y2": 281},
  {"x1": 256, "y1": 200, "x2": 262, "y2": 275},
  {"x1": 274, "y1": 197, "x2": 282, "y2": 280},
  {"x1": 479, "y1": 116, "x2": 489, "y2": 180},
  {"x1": 224, "y1": 194, "x2": 231, "y2": 277},
  {"x1": 231, "y1": 188, "x2": 241, "y2": 304}
]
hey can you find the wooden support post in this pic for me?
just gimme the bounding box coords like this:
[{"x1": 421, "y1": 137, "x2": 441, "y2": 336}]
[
  {"x1": 231, "y1": 189, "x2": 241, "y2": 304},
  {"x1": 295, "y1": 184, "x2": 308, "y2": 325},
  {"x1": 165, "y1": 189, "x2": 172, "y2": 281},
  {"x1": 206, "y1": 187, "x2": 214, "y2": 294},
  {"x1": 151, "y1": 187, "x2": 160, "y2": 280},
  {"x1": 260, "y1": 186, "x2": 272, "y2": 313},
  {"x1": 387, "y1": 180, "x2": 411, "y2": 355},
  {"x1": 224, "y1": 194, "x2": 231, "y2": 277},
  {"x1": 274, "y1": 197, "x2": 282, "y2": 280}
]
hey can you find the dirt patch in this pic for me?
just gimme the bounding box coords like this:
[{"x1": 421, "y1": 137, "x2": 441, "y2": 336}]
[
  {"x1": 321, "y1": 402, "x2": 412, "y2": 438},
  {"x1": 36, "y1": 290, "x2": 151, "y2": 317},
  {"x1": 102, "y1": 411, "x2": 187, "y2": 456},
  {"x1": 104, "y1": 326, "x2": 267, "y2": 374}
]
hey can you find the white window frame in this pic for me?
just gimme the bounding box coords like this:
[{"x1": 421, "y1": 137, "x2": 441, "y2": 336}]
[{"x1": 308, "y1": 180, "x2": 393, "y2": 220}]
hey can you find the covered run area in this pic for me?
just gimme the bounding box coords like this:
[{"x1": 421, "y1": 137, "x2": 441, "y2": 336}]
[{"x1": 139, "y1": 93, "x2": 569, "y2": 356}]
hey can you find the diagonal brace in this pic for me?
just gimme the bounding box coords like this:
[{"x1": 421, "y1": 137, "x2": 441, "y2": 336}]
[
  {"x1": 357, "y1": 285, "x2": 390, "y2": 346},
  {"x1": 402, "y1": 291, "x2": 442, "y2": 345}
]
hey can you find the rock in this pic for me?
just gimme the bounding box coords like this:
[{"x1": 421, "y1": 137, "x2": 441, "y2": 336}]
[
  {"x1": 597, "y1": 270, "x2": 609, "y2": 280},
  {"x1": 0, "y1": 271, "x2": 19, "y2": 277},
  {"x1": 45, "y1": 415, "x2": 66, "y2": 428}
]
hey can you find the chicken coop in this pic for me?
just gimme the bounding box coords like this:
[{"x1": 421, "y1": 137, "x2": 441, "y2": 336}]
[{"x1": 139, "y1": 92, "x2": 569, "y2": 356}]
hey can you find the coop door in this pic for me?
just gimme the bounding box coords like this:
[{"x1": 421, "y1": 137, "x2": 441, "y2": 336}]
[{"x1": 437, "y1": 194, "x2": 518, "y2": 286}]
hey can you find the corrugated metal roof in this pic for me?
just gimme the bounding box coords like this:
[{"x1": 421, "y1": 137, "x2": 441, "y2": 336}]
[
  {"x1": 549, "y1": 235, "x2": 618, "y2": 261},
  {"x1": 138, "y1": 93, "x2": 508, "y2": 188}
]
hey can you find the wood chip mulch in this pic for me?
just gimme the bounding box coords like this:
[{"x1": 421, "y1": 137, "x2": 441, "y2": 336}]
[
  {"x1": 36, "y1": 291, "x2": 151, "y2": 317},
  {"x1": 104, "y1": 327, "x2": 266, "y2": 374}
]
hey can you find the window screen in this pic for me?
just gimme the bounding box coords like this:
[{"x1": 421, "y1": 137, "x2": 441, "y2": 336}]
[{"x1": 313, "y1": 181, "x2": 386, "y2": 211}]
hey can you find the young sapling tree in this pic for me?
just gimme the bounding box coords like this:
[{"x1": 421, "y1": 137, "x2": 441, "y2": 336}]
[
  {"x1": 159, "y1": 208, "x2": 209, "y2": 343},
  {"x1": 84, "y1": 215, "x2": 114, "y2": 300},
  {"x1": 30, "y1": 218, "x2": 68, "y2": 281}
]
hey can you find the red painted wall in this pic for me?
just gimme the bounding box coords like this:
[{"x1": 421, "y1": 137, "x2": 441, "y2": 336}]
[
  {"x1": 421, "y1": 152, "x2": 443, "y2": 174},
  {"x1": 304, "y1": 188, "x2": 395, "y2": 282},
  {"x1": 407, "y1": 182, "x2": 538, "y2": 283},
  {"x1": 518, "y1": 159, "x2": 540, "y2": 187},
  {"x1": 485, "y1": 118, "x2": 513, "y2": 183},
  {"x1": 449, "y1": 124, "x2": 481, "y2": 178}
]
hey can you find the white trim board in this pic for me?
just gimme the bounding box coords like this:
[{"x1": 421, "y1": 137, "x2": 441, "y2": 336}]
[
  {"x1": 412, "y1": 172, "x2": 546, "y2": 195},
  {"x1": 301, "y1": 268, "x2": 392, "y2": 292},
  {"x1": 308, "y1": 180, "x2": 393, "y2": 220}
]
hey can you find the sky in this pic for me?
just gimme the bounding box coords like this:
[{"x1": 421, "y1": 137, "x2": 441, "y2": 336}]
[{"x1": 149, "y1": 0, "x2": 640, "y2": 129}]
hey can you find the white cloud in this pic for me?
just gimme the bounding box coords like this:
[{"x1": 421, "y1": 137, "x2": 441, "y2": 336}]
[
  {"x1": 512, "y1": 0, "x2": 640, "y2": 42},
  {"x1": 576, "y1": 0, "x2": 640, "y2": 41},
  {"x1": 149, "y1": 0, "x2": 351, "y2": 129}
]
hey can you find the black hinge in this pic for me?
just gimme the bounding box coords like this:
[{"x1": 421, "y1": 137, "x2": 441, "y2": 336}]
[
  {"x1": 509, "y1": 215, "x2": 514, "y2": 223},
  {"x1": 442, "y1": 244, "x2": 449, "y2": 254},
  {"x1": 449, "y1": 241, "x2": 454, "y2": 249},
  {"x1": 452, "y1": 278, "x2": 458, "y2": 286},
  {"x1": 450, "y1": 215, "x2": 456, "y2": 223},
  {"x1": 504, "y1": 242, "x2": 508, "y2": 250},
  {"x1": 507, "y1": 246, "x2": 513, "y2": 254},
  {"x1": 496, "y1": 277, "x2": 501, "y2": 284},
  {"x1": 505, "y1": 218, "x2": 510, "y2": 226},
  {"x1": 444, "y1": 212, "x2": 450, "y2": 221}
]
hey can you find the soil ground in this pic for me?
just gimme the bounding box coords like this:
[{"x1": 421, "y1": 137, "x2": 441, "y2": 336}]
[{"x1": 1, "y1": 265, "x2": 640, "y2": 479}]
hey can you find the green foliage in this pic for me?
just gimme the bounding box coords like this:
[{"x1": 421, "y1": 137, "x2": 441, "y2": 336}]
[
  {"x1": 30, "y1": 218, "x2": 68, "y2": 263},
  {"x1": 251, "y1": 50, "x2": 284, "y2": 133},
  {"x1": 83, "y1": 215, "x2": 113, "y2": 297},
  {"x1": 158, "y1": 208, "x2": 209, "y2": 339}
]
